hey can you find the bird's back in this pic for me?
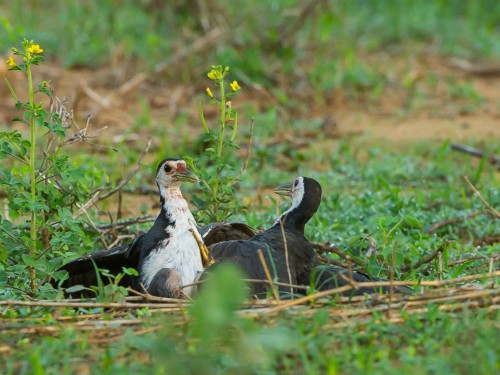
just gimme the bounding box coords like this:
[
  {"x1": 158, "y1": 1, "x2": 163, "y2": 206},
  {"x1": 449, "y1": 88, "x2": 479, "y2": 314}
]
[
  {"x1": 252, "y1": 225, "x2": 316, "y2": 285},
  {"x1": 208, "y1": 239, "x2": 298, "y2": 297}
]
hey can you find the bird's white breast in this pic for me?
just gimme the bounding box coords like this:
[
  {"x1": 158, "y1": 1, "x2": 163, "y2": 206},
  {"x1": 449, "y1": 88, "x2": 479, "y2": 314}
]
[{"x1": 140, "y1": 187, "x2": 204, "y2": 296}]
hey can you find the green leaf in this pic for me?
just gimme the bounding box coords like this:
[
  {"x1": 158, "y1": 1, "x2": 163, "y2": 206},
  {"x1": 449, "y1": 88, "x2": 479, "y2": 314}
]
[
  {"x1": 122, "y1": 267, "x2": 139, "y2": 276},
  {"x1": 37, "y1": 82, "x2": 52, "y2": 96},
  {"x1": 65, "y1": 284, "x2": 86, "y2": 293},
  {"x1": 347, "y1": 235, "x2": 363, "y2": 247},
  {"x1": 404, "y1": 215, "x2": 423, "y2": 229},
  {"x1": 21, "y1": 254, "x2": 37, "y2": 267},
  {"x1": 46, "y1": 119, "x2": 66, "y2": 138},
  {"x1": 15, "y1": 101, "x2": 27, "y2": 110}
]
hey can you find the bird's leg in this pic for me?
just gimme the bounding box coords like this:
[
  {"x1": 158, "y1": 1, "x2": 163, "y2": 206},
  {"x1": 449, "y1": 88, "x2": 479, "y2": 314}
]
[{"x1": 189, "y1": 228, "x2": 213, "y2": 267}]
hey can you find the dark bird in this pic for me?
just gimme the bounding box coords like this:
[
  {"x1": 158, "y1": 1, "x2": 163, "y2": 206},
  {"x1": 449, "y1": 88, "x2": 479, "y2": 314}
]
[
  {"x1": 200, "y1": 181, "x2": 412, "y2": 297},
  {"x1": 54, "y1": 158, "x2": 208, "y2": 298},
  {"x1": 206, "y1": 176, "x2": 322, "y2": 297}
]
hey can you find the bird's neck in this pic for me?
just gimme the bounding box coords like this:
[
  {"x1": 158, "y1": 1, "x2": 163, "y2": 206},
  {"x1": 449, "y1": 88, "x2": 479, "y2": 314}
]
[
  {"x1": 272, "y1": 201, "x2": 307, "y2": 233},
  {"x1": 159, "y1": 187, "x2": 197, "y2": 233}
]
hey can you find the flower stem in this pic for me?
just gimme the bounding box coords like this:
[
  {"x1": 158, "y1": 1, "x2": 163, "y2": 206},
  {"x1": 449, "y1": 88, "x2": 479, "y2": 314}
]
[
  {"x1": 217, "y1": 80, "x2": 226, "y2": 158},
  {"x1": 212, "y1": 79, "x2": 227, "y2": 214},
  {"x1": 27, "y1": 62, "x2": 38, "y2": 293}
]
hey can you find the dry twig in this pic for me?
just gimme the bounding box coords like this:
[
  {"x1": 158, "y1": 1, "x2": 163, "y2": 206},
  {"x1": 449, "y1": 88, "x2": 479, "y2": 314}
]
[
  {"x1": 259, "y1": 271, "x2": 500, "y2": 315},
  {"x1": 278, "y1": 0, "x2": 327, "y2": 49},
  {"x1": 98, "y1": 138, "x2": 153, "y2": 201},
  {"x1": 401, "y1": 244, "x2": 445, "y2": 276},
  {"x1": 463, "y1": 175, "x2": 500, "y2": 219},
  {"x1": 0, "y1": 299, "x2": 186, "y2": 309},
  {"x1": 279, "y1": 217, "x2": 294, "y2": 296},
  {"x1": 426, "y1": 210, "x2": 486, "y2": 234},
  {"x1": 257, "y1": 249, "x2": 280, "y2": 301},
  {"x1": 451, "y1": 143, "x2": 500, "y2": 167},
  {"x1": 316, "y1": 253, "x2": 351, "y2": 269},
  {"x1": 97, "y1": 215, "x2": 154, "y2": 231},
  {"x1": 313, "y1": 242, "x2": 367, "y2": 268}
]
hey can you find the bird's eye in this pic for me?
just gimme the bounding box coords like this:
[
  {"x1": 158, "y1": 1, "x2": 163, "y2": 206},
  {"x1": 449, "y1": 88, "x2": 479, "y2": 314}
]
[
  {"x1": 294, "y1": 180, "x2": 299, "y2": 187},
  {"x1": 163, "y1": 164, "x2": 173, "y2": 173}
]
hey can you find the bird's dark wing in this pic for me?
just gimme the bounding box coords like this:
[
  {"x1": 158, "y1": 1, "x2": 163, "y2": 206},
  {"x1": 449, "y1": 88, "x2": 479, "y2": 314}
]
[
  {"x1": 200, "y1": 222, "x2": 257, "y2": 247},
  {"x1": 253, "y1": 228, "x2": 316, "y2": 286},
  {"x1": 207, "y1": 240, "x2": 297, "y2": 297},
  {"x1": 312, "y1": 264, "x2": 412, "y2": 295},
  {"x1": 53, "y1": 234, "x2": 145, "y2": 297}
]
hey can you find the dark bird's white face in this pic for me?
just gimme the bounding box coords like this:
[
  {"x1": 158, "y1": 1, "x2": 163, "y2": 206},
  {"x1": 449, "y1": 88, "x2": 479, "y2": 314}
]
[
  {"x1": 155, "y1": 159, "x2": 198, "y2": 190},
  {"x1": 272, "y1": 176, "x2": 322, "y2": 228},
  {"x1": 274, "y1": 176, "x2": 305, "y2": 209}
]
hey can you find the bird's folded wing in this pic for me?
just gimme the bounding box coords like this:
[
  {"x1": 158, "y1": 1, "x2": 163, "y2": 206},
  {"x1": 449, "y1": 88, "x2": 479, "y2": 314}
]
[{"x1": 199, "y1": 222, "x2": 257, "y2": 247}]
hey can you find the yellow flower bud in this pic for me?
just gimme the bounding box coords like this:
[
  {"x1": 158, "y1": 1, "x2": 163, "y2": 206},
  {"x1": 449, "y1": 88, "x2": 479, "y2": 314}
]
[
  {"x1": 230, "y1": 80, "x2": 241, "y2": 92},
  {"x1": 6, "y1": 56, "x2": 16, "y2": 67},
  {"x1": 207, "y1": 70, "x2": 217, "y2": 80},
  {"x1": 27, "y1": 44, "x2": 43, "y2": 54},
  {"x1": 206, "y1": 87, "x2": 213, "y2": 98}
]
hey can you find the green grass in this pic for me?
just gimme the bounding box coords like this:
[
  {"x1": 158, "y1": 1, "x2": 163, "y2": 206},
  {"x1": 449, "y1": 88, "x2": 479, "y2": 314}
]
[
  {"x1": 2, "y1": 141, "x2": 498, "y2": 374},
  {"x1": 2, "y1": 0, "x2": 500, "y2": 103}
]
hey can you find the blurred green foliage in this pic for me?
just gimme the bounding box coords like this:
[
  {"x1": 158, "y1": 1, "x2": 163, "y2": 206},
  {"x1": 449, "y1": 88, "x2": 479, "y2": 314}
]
[{"x1": 2, "y1": 0, "x2": 500, "y2": 94}]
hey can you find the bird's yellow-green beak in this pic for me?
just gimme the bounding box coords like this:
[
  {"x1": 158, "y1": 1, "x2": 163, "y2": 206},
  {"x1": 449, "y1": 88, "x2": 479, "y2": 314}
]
[
  {"x1": 273, "y1": 183, "x2": 293, "y2": 197},
  {"x1": 176, "y1": 169, "x2": 199, "y2": 183}
]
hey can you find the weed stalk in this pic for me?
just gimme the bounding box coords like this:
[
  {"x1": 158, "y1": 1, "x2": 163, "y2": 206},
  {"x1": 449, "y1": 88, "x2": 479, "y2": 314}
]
[{"x1": 27, "y1": 52, "x2": 38, "y2": 292}]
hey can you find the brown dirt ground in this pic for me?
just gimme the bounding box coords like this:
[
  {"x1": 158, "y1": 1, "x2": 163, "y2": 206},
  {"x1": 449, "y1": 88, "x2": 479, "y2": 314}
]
[
  {"x1": 2, "y1": 57, "x2": 500, "y2": 144},
  {"x1": 1, "y1": 57, "x2": 499, "y2": 220}
]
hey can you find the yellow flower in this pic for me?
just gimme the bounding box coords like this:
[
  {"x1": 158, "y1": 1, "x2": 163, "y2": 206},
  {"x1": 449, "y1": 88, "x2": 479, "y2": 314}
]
[
  {"x1": 27, "y1": 44, "x2": 43, "y2": 54},
  {"x1": 207, "y1": 70, "x2": 217, "y2": 80},
  {"x1": 230, "y1": 80, "x2": 241, "y2": 92},
  {"x1": 206, "y1": 87, "x2": 213, "y2": 98},
  {"x1": 6, "y1": 56, "x2": 16, "y2": 67}
]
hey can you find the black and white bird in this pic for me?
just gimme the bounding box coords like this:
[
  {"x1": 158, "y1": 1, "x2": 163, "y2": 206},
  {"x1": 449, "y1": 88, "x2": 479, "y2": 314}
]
[
  {"x1": 55, "y1": 158, "x2": 208, "y2": 298},
  {"x1": 206, "y1": 176, "x2": 322, "y2": 297}
]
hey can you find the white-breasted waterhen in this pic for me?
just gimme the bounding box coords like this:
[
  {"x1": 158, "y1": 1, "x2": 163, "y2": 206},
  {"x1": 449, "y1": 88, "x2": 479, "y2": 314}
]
[{"x1": 54, "y1": 158, "x2": 208, "y2": 298}]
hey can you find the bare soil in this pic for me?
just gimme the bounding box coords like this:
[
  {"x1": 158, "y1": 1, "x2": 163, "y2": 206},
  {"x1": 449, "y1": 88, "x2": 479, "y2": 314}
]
[
  {"x1": 2, "y1": 57, "x2": 499, "y2": 145},
  {"x1": 1, "y1": 57, "x2": 498, "y2": 220}
]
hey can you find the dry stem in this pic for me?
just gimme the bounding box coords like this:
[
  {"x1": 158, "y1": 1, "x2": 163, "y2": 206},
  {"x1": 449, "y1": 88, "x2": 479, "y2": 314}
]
[{"x1": 463, "y1": 175, "x2": 500, "y2": 219}]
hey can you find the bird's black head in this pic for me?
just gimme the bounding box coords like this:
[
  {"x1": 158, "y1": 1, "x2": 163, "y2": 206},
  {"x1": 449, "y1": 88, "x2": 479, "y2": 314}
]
[
  {"x1": 274, "y1": 176, "x2": 322, "y2": 228},
  {"x1": 155, "y1": 158, "x2": 199, "y2": 192}
]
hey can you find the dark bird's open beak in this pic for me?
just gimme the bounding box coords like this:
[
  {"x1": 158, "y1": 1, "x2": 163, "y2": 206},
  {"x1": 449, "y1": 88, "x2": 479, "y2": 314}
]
[
  {"x1": 175, "y1": 169, "x2": 199, "y2": 183},
  {"x1": 273, "y1": 183, "x2": 293, "y2": 197}
]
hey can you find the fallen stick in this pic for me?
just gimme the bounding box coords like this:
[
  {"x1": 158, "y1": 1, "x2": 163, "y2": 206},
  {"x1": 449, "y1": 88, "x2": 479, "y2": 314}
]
[
  {"x1": 401, "y1": 244, "x2": 444, "y2": 275},
  {"x1": 97, "y1": 216, "x2": 154, "y2": 231},
  {"x1": 0, "y1": 299, "x2": 186, "y2": 309},
  {"x1": 261, "y1": 271, "x2": 500, "y2": 315},
  {"x1": 312, "y1": 242, "x2": 367, "y2": 267},
  {"x1": 426, "y1": 210, "x2": 486, "y2": 234},
  {"x1": 451, "y1": 143, "x2": 500, "y2": 167},
  {"x1": 316, "y1": 253, "x2": 351, "y2": 269}
]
